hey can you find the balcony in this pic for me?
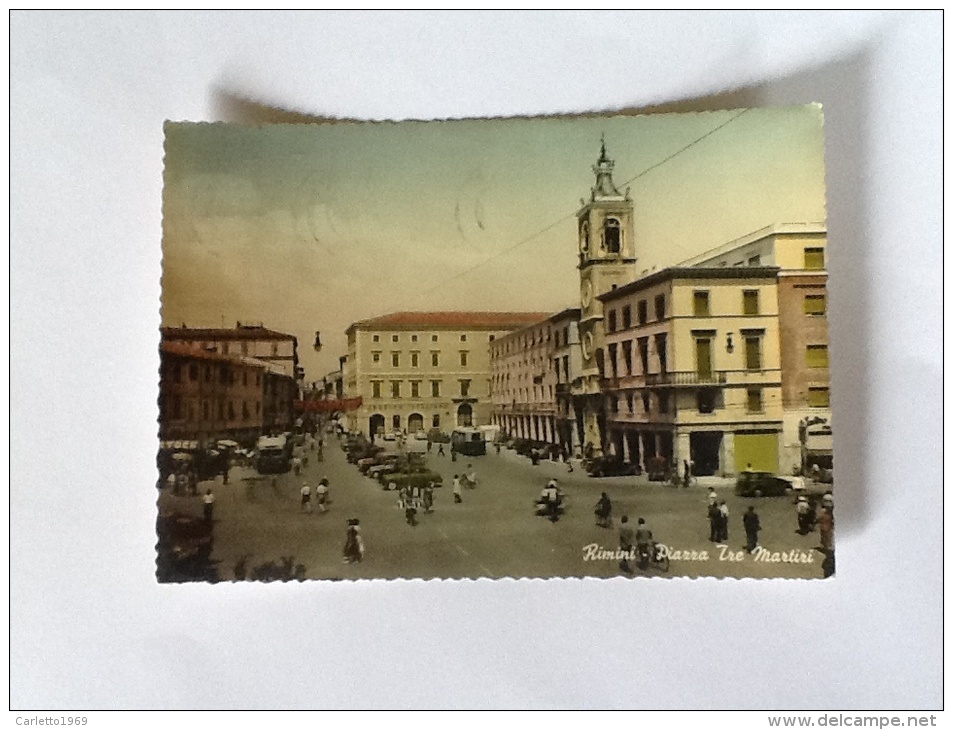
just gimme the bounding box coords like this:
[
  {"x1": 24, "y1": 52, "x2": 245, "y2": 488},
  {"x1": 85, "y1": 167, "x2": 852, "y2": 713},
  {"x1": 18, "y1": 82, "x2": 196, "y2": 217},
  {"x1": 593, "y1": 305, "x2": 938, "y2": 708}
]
[{"x1": 646, "y1": 371, "x2": 727, "y2": 387}]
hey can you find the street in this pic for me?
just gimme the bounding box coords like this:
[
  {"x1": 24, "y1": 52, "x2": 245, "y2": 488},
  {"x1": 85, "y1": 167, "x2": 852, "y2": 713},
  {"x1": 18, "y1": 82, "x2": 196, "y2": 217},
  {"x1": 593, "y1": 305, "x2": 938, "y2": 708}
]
[{"x1": 158, "y1": 438, "x2": 830, "y2": 580}]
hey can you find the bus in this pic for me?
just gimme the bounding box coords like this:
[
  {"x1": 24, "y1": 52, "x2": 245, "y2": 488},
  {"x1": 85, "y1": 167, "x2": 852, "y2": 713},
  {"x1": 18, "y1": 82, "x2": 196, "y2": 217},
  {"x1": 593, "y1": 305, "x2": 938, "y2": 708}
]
[
  {"x1": 256, "y1": 434, "x2": 293, "y2": 474},
  {"x1": 451, "y1": 427, "x2": 487, "y2": 457}
]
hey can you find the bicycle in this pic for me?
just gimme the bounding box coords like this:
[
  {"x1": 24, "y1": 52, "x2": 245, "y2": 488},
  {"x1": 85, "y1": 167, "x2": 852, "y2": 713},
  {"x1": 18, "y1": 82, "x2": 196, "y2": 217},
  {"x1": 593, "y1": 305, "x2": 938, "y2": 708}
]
[{"x1": 636, "y1": 543, "x2": 671, "y2": 573}]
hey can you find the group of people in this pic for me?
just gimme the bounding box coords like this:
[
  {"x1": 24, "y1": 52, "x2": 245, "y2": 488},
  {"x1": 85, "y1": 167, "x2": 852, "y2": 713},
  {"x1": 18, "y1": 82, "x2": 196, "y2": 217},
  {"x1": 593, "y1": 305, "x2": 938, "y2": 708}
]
[
  {"x1": 451, "y1": 466, "x2": 478, "y2": 503},
  {"x1": 707, "y1": 488, "x2": 731, "y2": 543},
  {"x1": 397, "y1": 483, "x2": 437, "y2": 526},
  {"x1": 299, "y1": 478, "x2": 331, "y2": 514},
  {"x1": 617, "y1": 515, "x2": 656, "y2": 573}
]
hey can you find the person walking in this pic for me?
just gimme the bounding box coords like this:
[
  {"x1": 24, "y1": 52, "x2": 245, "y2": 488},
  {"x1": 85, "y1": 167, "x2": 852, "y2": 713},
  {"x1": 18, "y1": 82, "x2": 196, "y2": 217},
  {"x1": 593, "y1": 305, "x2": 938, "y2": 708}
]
[
  {"x1": 618, "y1": 515, "x2": 634, "y2": 574},
  {"x1": 315, "y1": 478, "x2": 329, "y2": 513},
  {"x1": 683, "y1": 460, "x2": 692, "y2": 488},
  {"x1": 292, "y1": 454, "x2": 303, "y2": 476},
  {"x1": 401, "y1": 491, "x2": 418, "y2": 527},
  {"x1": 817, "y1": 505, "x2": 834, "y2": 554},
  {"x1": 202, "y1": 488, "x2": 215, "y2": 525},
  {"x1": 595, "y1": 492, "x2": 613, "y2": 528},
  {"x1": 465, "y1": 465, "x2": 477, "y2": 489},
  {"x1": 343, "y1": 518, "x2": 364, "y2": 563},
  {"x1": 743, "y1": 505, "x2": 760, "y2": 553},
  {"x1": 452, "y1": 474, "x2": 463, "y2": 504},
  {"x1": 427, "y1": 439, "x2": 433, "y2": 453},
  {"x1": 423, "y1": 482, "x2": 435, "y2": 514},
  {"x1": 717, "y1": 501, "x2": 730, "y2": 542},
  {"x1": 796, "y1": 496, "x2": 812, "y2": 534},
  {"x1": 438, "y1": 443, "x2": 445, "y2": 457},
  {"x1": 300, "y1": 482, "x2": 312, "y2": 514},
  {"x1": 544, "y1": 479, "x2": 561, "y2": 523},
  {"x1": 635, "y1": 517, "x2": 654, "y2": 568},
  {"x1": 707, "y1": 500, "x2": 720, "y2": 542}
]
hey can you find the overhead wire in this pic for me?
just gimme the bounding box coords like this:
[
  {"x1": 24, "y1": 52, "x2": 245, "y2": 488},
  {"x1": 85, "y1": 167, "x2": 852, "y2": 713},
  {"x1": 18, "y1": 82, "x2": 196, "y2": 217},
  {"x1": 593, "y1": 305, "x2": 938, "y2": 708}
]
[{"x1": 402, "y1": 108, "x2": 751, "y2": 307}]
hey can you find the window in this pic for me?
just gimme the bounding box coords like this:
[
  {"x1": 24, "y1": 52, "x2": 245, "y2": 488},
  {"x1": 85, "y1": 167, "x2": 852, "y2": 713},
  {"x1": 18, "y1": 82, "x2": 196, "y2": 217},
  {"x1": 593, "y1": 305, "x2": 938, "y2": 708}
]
[
  {"x1": 745, "y1": 336, "x2": 762, "y2": 370},
  {"x1": 242, "y1": 401, "x2": 250, "y2": 420},
  {"x1": 431, "y1": 335, "x2": 438, "y2": 342},
  {"x1": 489, "y1": 334, "x2": 495, "y2": 342},
  {"x1": 621, "y1": 340, "x2": 633, "y2": 375},
  {"x1": 622, "y1": 305, "x2": 631, "y2": 329},
  {"x1": 459, "y1": 380, "x2": 471, "y2": 397},
  {"x1": 222, "y1": 342, "x2": 230, "y2": 355},
  {"x1": 392, "y1": 334, "x2": 399, "y2": 343},
  {"x1": 554, "y1": 331, "x2": 560, "y2": 347},
  {"x1": 243, "y1": 371, "x2": 248, "y2": 386},
  {"x1": 607, "y1": 309, "x2": 617, "y2": 332},
  {"x1": 218, "y1": 401, "x2": 225, "y2": 420},
  {"x1": 256, "y1": 372, "x2": 261, "y2": 386},
  {"x1": 241, "y1": 342, "x2": 248, "y2": 355},
  {"x1": 743, "y1": 290, "x2": 760, "y2": 316},
  {"x1": 432, "y1": 414, "x2": 441, "y2": 428},
  {"x1": 228, "y1": 402, "x2": 235, "y2": 420},
  {"x1": 697, "y1": 388, "x2": 717, "y2": 414},
  {"x1": 460, "y1": 351, "x2": 469, "y2": 367},
  {"x1": 409, "y1": 381, "x2": 420, "y2": 398},
  {"x1": 255, "y1": 401, "x2": 260, "y2": 416},
  {"x1": 641, "y1": 393, "x2": 651, "y2": 414},
  {"x1": 392, "y1": 352, "x2": 400, "y2": 367},
  {"x1": 372, "y1": 335, "x2": 380, "y2": 343},
  {"x1": 746, "y1": 388, "x2": 763, "y2": 413},
  {"x1": 638, "y1": 338, "x2": 649, "y2": 375},
  {"x1": 804, "y1": 294, "x2": 827, "y2": 316},
  {"x1": 372, "y1": 351, "x2": 381, "y2": 364},
  {"x1": 605, "y1": 217, "x2": 621, "y2": 253},
  {"x1": 654, "y1": 294, "x2": 665, "y2": 320},
  {"x1": 188, "y1": 364, "x2": 198, "y2": 381},
  {"x1": 694, "y1": 337, "x2": 712, "y2": 379},
  {"x1": 804, "y1": 247, "x2": 825, "y2": 270},
  {"x1": 271, "y1": 344, "x2": 278, "y2": 356},
  {"x1": 655, "y1": 333, "x2": 668, "y2": 373},
  {"x1": 205, "y1": 365, "x2": 212, "y2": 382},
  {"x1": 431, "y1": 351, "x2": 440, "y2": 367},
  {"x1": 372, "y1": 381, "x2": 382, "y2": 399},
  {"x1": 411, "y1": 334, "x2": 418, "y2": 343},
  {"x1": 637, "y1": 300, "x2": 648, "y2": 325},
  {"x1": 658, "y1": 391, "x2": 670, "y2": 414},
  {"x1": 808, "y1": 387, "x2": 830, "y2": 408},
  {"x1": 391, "y1": 381, "x2": 401, "y2": 398},
  {"x1": 393, "y1": 415, "x2": 401, "y2": 429},
  {"x1": 806, "y1": 344, "x2": 829, "y2": 368},
  {"x1": 460, "y1": 334, "x2": 467, "y2": 342},
  {"x1": 219, "y1": 365, "x2": 229, "y2": 383},
  {"x1": 431, "y1": 380, "x2": 441, "y2": 397},
  {"x1": 748, "y1": 255, "x2": 761, "y2": 267},
  {"x1": 411, "y1": 352, "x2": 419, "y2": 367},
  {"x1": 607, "y1": 343, "x2": 618, "y2": 378},
  {"x1": 693, "y1": 291, "x2": 710, "y2": 316}
]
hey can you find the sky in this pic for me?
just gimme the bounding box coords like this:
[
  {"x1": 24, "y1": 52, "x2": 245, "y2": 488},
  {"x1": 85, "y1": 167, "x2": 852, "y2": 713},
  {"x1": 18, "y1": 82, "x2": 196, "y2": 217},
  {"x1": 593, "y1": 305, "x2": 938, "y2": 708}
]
[{"x1": 161, "y1": 106, "x2": 826, "y2": 382}]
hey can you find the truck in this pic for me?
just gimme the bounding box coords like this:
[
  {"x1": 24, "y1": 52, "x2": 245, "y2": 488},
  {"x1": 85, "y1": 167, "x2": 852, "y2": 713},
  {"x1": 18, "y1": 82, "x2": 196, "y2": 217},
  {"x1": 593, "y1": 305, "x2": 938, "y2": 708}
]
[{"x1": 256, "y1": 434, "x2": 292, "y2": 474}]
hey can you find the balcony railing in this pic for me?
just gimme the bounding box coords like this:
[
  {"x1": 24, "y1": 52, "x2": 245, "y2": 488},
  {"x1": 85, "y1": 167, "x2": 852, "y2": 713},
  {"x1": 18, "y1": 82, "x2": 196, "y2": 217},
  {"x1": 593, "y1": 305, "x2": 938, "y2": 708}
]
[{"x1": 646, "y1": 371, "x2": 726, "y2": 386}]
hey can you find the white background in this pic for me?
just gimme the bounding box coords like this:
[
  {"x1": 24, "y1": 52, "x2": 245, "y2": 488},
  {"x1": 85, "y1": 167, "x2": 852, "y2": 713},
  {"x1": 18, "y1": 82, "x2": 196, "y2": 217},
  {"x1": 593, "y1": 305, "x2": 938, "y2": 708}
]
[{"x1": 9, "y1": 10, "x2": 943, "y2": 710}]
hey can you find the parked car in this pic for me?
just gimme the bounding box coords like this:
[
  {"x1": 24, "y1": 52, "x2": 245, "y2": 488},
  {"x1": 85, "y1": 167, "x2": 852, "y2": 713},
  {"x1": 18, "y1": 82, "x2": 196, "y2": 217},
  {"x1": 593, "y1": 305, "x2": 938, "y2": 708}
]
[
  {"x1": 735, "y1": 471, "x2": 795, "y2": 497},
  {"x1": 585, "y1": 456, "x2": 641, "y2": 478}
]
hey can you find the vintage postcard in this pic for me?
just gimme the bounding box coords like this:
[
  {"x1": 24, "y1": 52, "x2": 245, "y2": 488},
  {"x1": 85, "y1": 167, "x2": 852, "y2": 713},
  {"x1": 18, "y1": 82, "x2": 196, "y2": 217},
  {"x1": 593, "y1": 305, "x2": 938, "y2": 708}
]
[{"x1": 158, "y1": 107, "x2": 834, "y2": 581}]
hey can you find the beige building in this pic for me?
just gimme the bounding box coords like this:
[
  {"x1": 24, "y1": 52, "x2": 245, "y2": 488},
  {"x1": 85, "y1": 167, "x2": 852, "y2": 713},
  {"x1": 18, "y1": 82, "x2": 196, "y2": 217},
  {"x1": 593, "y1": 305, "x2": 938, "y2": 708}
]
[
  {"x1": 681, "y1": 223, "x2": 831, "y2": 474},
  {"x1": 599, "y1": 267, "x2": 784, "y2": 476},
  {"x1": 490, "y1": 308, "x2": 582, "y2": 453},
  {"x1": 344, "y1": 311, "x2": 548, "y2": 438}
]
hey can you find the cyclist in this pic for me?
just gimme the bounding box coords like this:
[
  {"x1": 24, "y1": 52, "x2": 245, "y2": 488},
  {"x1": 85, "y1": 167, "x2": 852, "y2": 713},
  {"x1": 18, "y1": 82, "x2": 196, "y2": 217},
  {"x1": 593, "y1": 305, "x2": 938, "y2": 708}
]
[{"x1": 634, "y1": 517, "x2": 655, "y2": 569}]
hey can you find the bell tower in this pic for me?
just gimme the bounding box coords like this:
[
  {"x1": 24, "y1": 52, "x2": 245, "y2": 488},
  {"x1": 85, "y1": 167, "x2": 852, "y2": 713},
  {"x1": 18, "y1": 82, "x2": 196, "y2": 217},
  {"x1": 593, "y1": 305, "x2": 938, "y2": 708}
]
[{"x1": 574, "y1": 138, "x2": 638, "y2": 456}]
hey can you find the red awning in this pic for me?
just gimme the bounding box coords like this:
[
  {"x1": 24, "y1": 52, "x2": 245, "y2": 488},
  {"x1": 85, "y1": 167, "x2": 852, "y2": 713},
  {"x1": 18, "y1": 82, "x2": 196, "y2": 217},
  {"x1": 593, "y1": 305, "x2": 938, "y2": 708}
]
[{"x1": 295, "y1": 397, "x2": 362, "y2": 413}]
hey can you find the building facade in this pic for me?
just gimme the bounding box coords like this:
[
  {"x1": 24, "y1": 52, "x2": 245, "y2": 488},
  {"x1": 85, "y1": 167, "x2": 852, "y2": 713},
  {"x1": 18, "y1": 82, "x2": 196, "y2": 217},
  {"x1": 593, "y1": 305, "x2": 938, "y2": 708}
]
[
  {"x1": 682, "y1": 224, "x2": 831, "y2": 474},
  {"x1": 158, "y1": 342, "x2": 266, "y2": 444},
  {"x1": 599, "y1": 267, "x2": 784, "y2": 477},
  {"x1": 160, "y1": 322, "x2": 301, "y2": 379},
  {"x1": 490, "y1": 308, "x2": 581, "y2": 453},
  {"x1": 344, "y1": 311, "x2": 548, "y2": 438}
]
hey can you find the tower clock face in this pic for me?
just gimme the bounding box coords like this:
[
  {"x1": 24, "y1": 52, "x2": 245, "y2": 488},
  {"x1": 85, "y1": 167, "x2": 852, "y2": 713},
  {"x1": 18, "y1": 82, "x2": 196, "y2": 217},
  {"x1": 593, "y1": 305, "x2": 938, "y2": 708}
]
[
  {"x1": 581, "y1": 280, "x2": 593, "y2": 308},
  {"x1": 581, "y1": 331, "x2": 594, "y2": 361}
]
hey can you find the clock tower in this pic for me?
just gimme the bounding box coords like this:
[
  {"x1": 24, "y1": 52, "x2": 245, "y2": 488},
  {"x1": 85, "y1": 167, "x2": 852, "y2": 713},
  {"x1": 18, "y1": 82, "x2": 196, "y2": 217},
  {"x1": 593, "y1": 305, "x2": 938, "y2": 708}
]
[{"x1": 574, "y1": 139, "x2": 638, "y2": 456}]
